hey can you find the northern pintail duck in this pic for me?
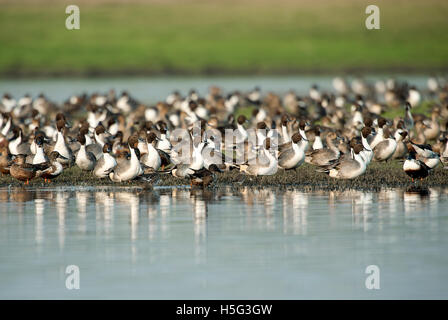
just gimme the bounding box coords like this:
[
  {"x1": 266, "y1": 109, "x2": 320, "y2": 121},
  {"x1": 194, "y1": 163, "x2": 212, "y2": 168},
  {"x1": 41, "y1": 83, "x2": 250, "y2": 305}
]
[
  {"x1": 75, "y1": 134, "x2": 97, "y2": 171},
  {"x1": 305, "y1": 132, "x2": 340, "y2": 166},
  {"x1": 403, "y1": 151, "x2": 430, "y2": 181},
  {"x1": 29, "y1": 134, "x2": 49, "y2": 164},
  {"x1": 318, "y1": 144, "x2": 366, "y2": 179},
  {"x1": 40, "y1": 151, "x2": 66, "y2": 182},
  {"x1": 239, "y1": 138, "x2": 278, "y2": 176},
  {"x1": 8, "y1": 127, "x2": 31, "y2": 155},
  {"x1": 109, "y1": 136, "x2": 142, "y2": 182},
  {"x1": 141, "y1": 132, "x2": 162, "y2": 171},
  {"x1": 93, "y1": 143, "x2": 117, "y2": 178},
  {"x1": 372, "y1": 128, "x2": 397, "y2": 162},
  {"x1": 10, "y1": 154, "x2": 49, "y2": 184},
  {"x1": 312, "y1": 126, "x2": 323, "y2": 150},
  {"x1": 404, "y1": 102, "x2": 414, "y2": 131},
  {"x1": 410, "y1": 141, "x2": 440, "y2": 169},
  {"x1": 53, "y1": 120, "x2": 74, "y2": 166},
  {"x1": 278, "y1": 133, "x2": 305, "y2": 170}
]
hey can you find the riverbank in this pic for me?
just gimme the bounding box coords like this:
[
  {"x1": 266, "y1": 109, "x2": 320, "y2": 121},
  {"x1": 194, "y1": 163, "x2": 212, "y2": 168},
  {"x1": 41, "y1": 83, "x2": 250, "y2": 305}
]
[
  {"x1": 1, "y1": 162, "x2": 447, "y2": 191},
  {"x1": 1, "y1": 0, "x2": 447, "y2": 76}
]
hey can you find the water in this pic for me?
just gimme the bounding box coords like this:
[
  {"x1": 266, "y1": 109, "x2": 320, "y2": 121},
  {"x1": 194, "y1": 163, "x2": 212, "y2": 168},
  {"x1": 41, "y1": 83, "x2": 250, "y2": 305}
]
[
  {"x1": 0, "y1": 75, "x2": 431, "y2": 104},
  {"x1": 0, "y1": 186, "x2": 447, "y2": 299}
]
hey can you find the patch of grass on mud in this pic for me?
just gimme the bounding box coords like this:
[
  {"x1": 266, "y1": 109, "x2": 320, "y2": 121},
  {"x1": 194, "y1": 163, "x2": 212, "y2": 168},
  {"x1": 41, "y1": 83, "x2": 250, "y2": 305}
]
[{"x1": 1, "y1": 161, "x2": 447, "y2": 192}]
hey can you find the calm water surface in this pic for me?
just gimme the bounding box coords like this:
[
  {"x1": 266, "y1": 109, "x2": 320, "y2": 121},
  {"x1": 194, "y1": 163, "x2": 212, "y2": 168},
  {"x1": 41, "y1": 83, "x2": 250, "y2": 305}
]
[
  {"x1": 0, "y1": 186, "x2": 447, "y2": 299},
  {"x1": 0, "y1": 75, "x2": 431, "y2": 104}
]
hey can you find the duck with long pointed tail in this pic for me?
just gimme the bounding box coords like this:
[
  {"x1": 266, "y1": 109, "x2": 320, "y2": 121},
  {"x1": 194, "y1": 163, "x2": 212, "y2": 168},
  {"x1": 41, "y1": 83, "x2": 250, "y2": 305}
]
[
  {"x1": 40, "y1": 151, "x2": 67, "y2": 182},
  {"x1": 75, "y1": 134, "x2": 97, "y2": 171},
  {"x1": 93, "y1": 143, "x2": 117, "y2": 178},
  {"x1": 109, "y1": 136, "x2": 142, "y2": 182},
  {"x1": 278, "y1": 133, "x2": 305, "y2": 170},
  {"x1": 317, "y1": 144, "x2": 366, "y2": 179},
  {"x1": 141, "y1": 132, "x2": 161, "y2": 171},
  {"x1": 29, "y1": 135, "x2": 49, "y2": 164},
  {"x1": 54, "y1": 119, "x2": 74, "y2": 166},
  {"x1": 403, "y1": 150, "x2": 430, "y2": 182}
]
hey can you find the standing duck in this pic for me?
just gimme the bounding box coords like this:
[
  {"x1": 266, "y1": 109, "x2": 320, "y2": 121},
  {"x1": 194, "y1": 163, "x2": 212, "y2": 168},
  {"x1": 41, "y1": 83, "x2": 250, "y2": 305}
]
[
  {"x1": 8, "y1": 127, "x2": 31, "y2": 156},
  {"x1": 410, "y1": 141, "x2": 440, "y2": 169}
]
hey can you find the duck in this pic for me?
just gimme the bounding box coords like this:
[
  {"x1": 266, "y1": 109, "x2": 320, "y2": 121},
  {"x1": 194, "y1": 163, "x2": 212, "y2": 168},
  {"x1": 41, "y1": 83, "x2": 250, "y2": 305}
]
[
  {"x1": 423, "y1": 107, "x2": 440, "y2": 141},
  {"x1": 360, "y1": 126, "x2": 374, "y2": 164},
  {"x1": 312, "y1": 126, "x2": 323, "y2": 150},
  {"x1": 29, "y1": 134, "x2": 49, "y2": 164},
  {"x1": 318, "y1": 144, "x2": 366, "y2": 179},
  {"x1": 93, "y1": 143, "x2": 117, "y2": 178},
  {"x1": 8, "y1": 127, "x2": 31, "y2": 155},
  {"x1": 140, "y1": 132, "x2": 161, "y2": 171},
  {"x1": 109, "y1": 136, "x2": 142, "y2": 182},
  {"x1": 440, "y1": 136, "x2": 448, "y2": 168},
  {"x1": 372, "y1": 128, "x2": 397, "y2": 162},
  {"x1": 40, "y1": 151, "x2": 67, "y2": 182},
  {"x1": 278, "y1": 133, "x2": 305, "y2": 170},
  {"x1": 403, "y1": 151, "x2": 430, "y2": 182},
  {"x1": 10, "y1": 154, "x2": 49, "y2": 184},
  {"x1": 404, "y1": 102, "x2": 414, "y2": 131},
  {"x1": 410, "y1": 141, "x2": 440, "y2": 169},
  {"x1": 0, "y1": 146, "x2": 13, "y2": 175},
  {"x1": 239, "y1": 138, "x2": 278, "y2": 176},
  {"x1": 53, "y1": 119, "x2": 74, "y2": 166},
  {"x1": 75, "y1": 134, "x2": 97, "y2": 171},
  {"x1": 369, "y1": 117, "x2": 388, "y2": 149},
  {"x1": 392, "y1": 130, "x2": 408, "y2": 159},
  {"x1": 305, "y1": 132, "x2": 340, "y2": 166},
  {"x1": 188, "y1": 164, "x2": 221, "y2": 188}
]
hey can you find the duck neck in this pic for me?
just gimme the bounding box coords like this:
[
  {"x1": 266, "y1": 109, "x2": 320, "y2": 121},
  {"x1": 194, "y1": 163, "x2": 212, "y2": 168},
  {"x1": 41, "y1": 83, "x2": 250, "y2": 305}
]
[{"x1": 361, "y1": 135, "x2": 372, "y2": 151}]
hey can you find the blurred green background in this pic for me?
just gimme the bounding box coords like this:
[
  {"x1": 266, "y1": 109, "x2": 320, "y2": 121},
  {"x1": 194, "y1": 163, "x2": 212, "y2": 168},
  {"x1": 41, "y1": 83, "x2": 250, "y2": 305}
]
[{"x1": 1, "y1": 0, "x2": 447, "y2": 76}]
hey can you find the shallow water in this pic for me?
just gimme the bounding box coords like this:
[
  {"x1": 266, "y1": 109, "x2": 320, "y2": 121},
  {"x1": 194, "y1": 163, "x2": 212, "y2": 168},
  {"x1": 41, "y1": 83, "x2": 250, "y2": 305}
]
[
  {"x1": 0, "y1": 75, "x2": 431, "y2": 104},
  {"x1": 0, "y1": 186, "x2": 447, "y2": 299}
]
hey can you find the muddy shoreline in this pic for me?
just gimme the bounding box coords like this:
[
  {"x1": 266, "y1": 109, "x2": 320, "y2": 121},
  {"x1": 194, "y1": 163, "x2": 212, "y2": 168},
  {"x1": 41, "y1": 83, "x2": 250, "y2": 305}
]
[{"x1": 1, "y1": 163, "x2": 447, "y2": 192}]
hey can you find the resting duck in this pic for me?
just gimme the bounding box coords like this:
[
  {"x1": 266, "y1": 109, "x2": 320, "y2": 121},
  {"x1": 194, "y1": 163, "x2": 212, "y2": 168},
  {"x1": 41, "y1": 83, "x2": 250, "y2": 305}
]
[
  {"x1": 40, "y1": 151, "x2": 67, "y2": 182},
  {"x1": 403, "y1": 151, "x2": 430, "y2": 182},
  {"x1": 8, "y1": 127, "x2": 31, "y2": 156},
  {"x1": 318, "y1": 144, "x2": 366, "y2": 179},
  {"x1": 10, "y1": 154, "x2": 48, "y2": 184},
  {"x1": 404, "y1": 102, "x2": 414, "y2": 131},
  {"x1": 278, "y1": 133, "x2": 305, "y2": 170},
  {"x1": 93, "y1": 143, "x2": 117, "y2": 178},
  {"x1": 239, "y1": 138, "x2": 278, "y2": 176},
  {"x1": 29, "y1": 135, "x2": 49, "y2": 164},
  {"x1": 312, "y1": 126, "x2": 323, "y2": 150},
  {"x1": 305, "y1": 132, "x2": 340, "y2": 166},
  {"x1": 140, "y1": 132, "x2": 161, "y2": 171},
  {"x1": 410, "y1": 141, "x2": 440, "y2": 169},
  {"x1": 0, "y1": 146, "x2": 13, "y2": 175},
  {"x1": 188, "y1": 164, "x2": 221, "y2": 188},
  {"x1": 75, "y1": 134, "x2": 97, "y2": 171},
  {"x1": 372, "y1": 128, "x2": 397, "y2": 162},
  {"x1": 109, "y1": 136, "x2": 142, "y2": 182},
  {"x1": 53, "y1": 120, "x2": 74, "y2": 166}
]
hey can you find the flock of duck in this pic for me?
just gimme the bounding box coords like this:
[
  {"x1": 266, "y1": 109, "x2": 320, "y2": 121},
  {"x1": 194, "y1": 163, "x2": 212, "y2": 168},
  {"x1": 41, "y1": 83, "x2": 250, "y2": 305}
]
[{"x1": 1, "y1": 76, "x2": 448, "y2": 187}]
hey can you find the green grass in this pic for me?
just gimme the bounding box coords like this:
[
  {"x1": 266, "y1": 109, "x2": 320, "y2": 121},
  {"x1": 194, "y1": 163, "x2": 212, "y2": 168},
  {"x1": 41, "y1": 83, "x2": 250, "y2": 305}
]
[
  {"x1": 0, "y1": 0, "x2": 448, "y2": 75},
  {"x1": 1, "y1": 162, "x2": 447, "y2": 192}
]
